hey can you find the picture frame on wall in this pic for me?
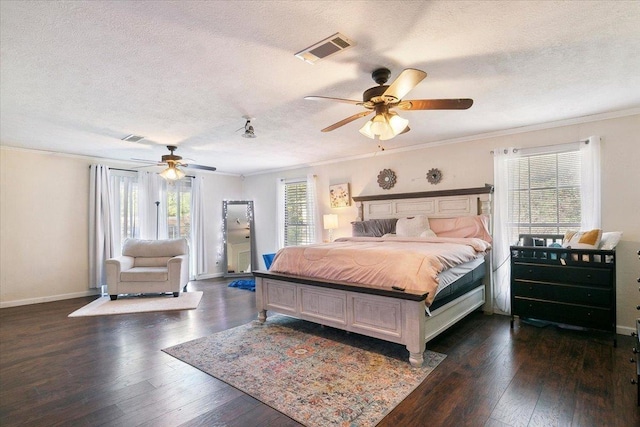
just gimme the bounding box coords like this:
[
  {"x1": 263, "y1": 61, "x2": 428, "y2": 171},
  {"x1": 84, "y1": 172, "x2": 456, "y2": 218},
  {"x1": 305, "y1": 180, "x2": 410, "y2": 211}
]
[{"x1": 329, "y1": 183, "x2": 350, "y2": 208}]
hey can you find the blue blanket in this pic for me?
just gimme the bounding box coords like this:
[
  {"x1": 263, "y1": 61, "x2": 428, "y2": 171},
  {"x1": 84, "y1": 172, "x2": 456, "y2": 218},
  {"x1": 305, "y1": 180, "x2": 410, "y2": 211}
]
[{"x1": 228, "y1": 279, "x2": 256, "y2": 292}]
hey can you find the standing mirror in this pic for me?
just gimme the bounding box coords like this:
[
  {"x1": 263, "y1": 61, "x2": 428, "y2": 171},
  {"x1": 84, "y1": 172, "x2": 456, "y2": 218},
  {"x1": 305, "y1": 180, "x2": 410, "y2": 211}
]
[{"x1": 223, "y1": 200, "x2": 256, "y2": 277}]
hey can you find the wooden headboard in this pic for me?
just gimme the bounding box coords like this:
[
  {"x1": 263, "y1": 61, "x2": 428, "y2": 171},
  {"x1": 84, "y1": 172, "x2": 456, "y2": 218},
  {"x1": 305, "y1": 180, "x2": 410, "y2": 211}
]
[{"x1": 352, "y1": 184, "x2": 494, "y2": 221}]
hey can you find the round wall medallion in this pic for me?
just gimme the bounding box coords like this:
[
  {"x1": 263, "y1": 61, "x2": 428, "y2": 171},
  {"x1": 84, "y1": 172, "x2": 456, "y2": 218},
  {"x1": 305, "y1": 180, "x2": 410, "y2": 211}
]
[
  {"x1": 377, "y1": 169, "x2": 397, "y2": 190},
  {"x1": 427, "y1": 168, "x2": 442, "y2": 185}
]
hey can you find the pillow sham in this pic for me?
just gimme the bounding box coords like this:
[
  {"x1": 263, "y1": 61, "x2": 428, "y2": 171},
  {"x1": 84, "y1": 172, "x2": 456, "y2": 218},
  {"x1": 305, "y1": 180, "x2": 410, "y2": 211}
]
[
  {"x1": 396, "y1": 215, "x2": 430, "y2": 238},
  {"x1": 428, "y1": 215, "x2": 492, "y2": 243},
  {"x1": 562, "y1": 229, "x2": 602, "y2": 249},
  {"x1": 351, "y1": 218, "x2": 397, "y2": 237},
  {"x1": 599, "y1": 231, "x2": 622, "y2": 250}
]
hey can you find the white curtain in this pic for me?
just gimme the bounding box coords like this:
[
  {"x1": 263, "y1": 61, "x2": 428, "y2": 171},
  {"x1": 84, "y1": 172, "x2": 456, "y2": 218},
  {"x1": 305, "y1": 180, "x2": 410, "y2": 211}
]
[
  {"x1": 138, "y1": 171, "x2": 167, "y2": 239},
  {"x1": 276, "y1": 178, "x2": 286, "y2": 249},
  {"x1": 190, "y1": 176, "x2": 207, "y2": 279},
  {"x1": 306, "y1": 174, "x2": 322, "y2": 243},
  {"x1": 492, "y1": 148, "x2": 518, "y2": 313},
  {"x1": 581, "y1": 136, "x2": 601, "y2": 229},
  {"x1": 89, "y1": 164, "x2": 114, "y2": 289},
  {"x1": 110, "y1": 173, "x2": 138, "y2": 255}
]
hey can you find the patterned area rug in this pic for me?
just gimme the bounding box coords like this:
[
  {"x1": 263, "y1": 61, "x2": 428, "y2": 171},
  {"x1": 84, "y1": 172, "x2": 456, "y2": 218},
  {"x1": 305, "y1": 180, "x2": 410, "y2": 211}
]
[
  {"x1": 68, "y1": 291, "x2": 203, "y2": 317},
  {"x1": 163, "y1": 315, "x2": 445, "y2": 427}
]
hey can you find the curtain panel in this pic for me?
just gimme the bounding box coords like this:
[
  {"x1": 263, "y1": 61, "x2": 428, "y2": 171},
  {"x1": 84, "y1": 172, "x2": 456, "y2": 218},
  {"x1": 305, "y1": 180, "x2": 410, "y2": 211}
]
[{"x1": 89, "y1": 164, "x2": 115, "y2": 289}]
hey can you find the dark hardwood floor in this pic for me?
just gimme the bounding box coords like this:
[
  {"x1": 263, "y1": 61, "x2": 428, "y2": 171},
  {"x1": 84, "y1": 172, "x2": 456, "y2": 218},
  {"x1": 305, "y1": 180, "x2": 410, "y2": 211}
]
[{"x1": 1, "y1": 278, "x2": 638, "y2": 427}]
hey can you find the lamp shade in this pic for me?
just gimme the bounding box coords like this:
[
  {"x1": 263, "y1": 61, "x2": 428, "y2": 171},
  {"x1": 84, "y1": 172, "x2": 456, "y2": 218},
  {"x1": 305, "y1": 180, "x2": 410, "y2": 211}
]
[
  {"x1": 160, "y1": 165, "x2": 186, "y2": 180},
  {"x1": 323, "y1": 214, "x2": 338, "y2": 230},
  {"x1": 358, "y1": 111, "x2": 409, "y2": 141}
]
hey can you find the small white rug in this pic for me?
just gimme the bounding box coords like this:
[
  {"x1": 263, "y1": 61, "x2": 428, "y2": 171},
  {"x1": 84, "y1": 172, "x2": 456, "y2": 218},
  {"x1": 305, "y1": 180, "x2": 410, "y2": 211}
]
[{"x1": 68, "y1": 292, "x2": 203, "y2": 317}]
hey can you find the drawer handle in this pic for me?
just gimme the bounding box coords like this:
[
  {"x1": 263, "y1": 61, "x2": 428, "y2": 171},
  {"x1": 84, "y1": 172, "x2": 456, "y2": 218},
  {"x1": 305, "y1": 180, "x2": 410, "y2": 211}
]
[
  {"x1": 632, "y1": 358, "x2": 636, "y2": 363},
  {"x1": 633, "y1": 348, "x2": 639, "y2": 354},
  {"x1": 586, "y1": 274, "x2": 592, "y2": 279},
  {"x1": 587, "y1": 293, "x2": 592, "y2": 297}
]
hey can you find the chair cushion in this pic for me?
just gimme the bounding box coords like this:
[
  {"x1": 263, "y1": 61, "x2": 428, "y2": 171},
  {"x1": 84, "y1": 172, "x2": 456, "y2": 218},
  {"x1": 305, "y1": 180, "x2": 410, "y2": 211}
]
[
  {"x1": 121, "y1": 267, "x2": 168, "y2": 282},
  {"x1": 122, "y1": 238, "x2": 188, "y2": 257},
  {"x1": 134, "y1": 256, "x2": 172, "y2": 267}
]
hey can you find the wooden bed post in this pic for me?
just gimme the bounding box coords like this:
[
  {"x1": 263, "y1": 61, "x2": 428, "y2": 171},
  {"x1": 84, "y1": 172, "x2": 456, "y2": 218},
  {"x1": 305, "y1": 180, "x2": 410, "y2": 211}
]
[
  {"x1": 255, "y1": 276, "x2": 267, "y2": 323},
  {"x1": 405, "y1": 300, "x2": 427, "y2": 367}
]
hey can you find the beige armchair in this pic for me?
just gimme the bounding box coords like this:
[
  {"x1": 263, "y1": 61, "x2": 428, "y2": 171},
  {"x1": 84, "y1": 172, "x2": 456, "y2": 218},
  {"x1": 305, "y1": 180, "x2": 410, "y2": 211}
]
[{"x1": 106, "y1": 238, "x2": 189, "y2": 300}]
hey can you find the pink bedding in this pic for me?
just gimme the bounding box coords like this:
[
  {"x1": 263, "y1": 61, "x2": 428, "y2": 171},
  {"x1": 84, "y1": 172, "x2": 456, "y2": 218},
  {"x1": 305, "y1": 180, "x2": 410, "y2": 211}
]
[{"x1": 269, "y1": 236, "x2": 491, "y2": 306}]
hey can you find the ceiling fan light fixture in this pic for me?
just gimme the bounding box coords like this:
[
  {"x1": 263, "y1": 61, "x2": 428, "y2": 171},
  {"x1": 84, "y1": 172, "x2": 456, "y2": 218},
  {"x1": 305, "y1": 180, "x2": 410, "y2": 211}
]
[
  {"x1": 387, "y1": 112, "x2": 409, "y2": 135},
  {"x1": 359, "y1": 110, "x2": 409, "y2": 141},
  {"x1": 358, "y1": 120, "x2": 374, "y2": 139},
  {"x1": 160, "y1": 163, "x2": 185, "y2": 181}
]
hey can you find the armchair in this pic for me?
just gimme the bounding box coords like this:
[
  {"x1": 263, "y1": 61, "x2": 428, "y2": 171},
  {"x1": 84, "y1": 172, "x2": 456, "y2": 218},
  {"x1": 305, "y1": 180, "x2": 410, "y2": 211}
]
[{"x1": 106, "y1": 238, "x2": 189, "y2": 300}]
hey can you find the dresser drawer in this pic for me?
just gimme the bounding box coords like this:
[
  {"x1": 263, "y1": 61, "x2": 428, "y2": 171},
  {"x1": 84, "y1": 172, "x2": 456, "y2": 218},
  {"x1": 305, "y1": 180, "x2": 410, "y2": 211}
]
[
  {"x1": 512, "y1": 263, "x2": 612, "y2": 287},
  {"x1": 512, "y1": 281, "x2": 611, "y2": 307},
  {"x1": 513, "y1": 298, "x2": 613, "y2": 331}
]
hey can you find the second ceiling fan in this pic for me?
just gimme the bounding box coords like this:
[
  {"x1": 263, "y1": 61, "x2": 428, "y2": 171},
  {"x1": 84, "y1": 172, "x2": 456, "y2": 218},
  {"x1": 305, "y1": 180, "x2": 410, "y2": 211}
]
[{"x1": 305, "y1": 68, "x2": 473, "y2": 141}]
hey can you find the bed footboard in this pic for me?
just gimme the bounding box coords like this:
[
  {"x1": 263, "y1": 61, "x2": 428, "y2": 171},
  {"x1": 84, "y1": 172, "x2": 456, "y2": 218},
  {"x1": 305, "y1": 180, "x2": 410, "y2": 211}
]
[{"x1": 254, "y1": 272, "x2": 485, "y2": 367}]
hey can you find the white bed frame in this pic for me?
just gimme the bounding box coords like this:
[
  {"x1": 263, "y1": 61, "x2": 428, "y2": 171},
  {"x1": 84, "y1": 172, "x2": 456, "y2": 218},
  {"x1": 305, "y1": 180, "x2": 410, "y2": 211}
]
[{"x1": 254, "y1": 185, "x2": 493, "y2": 367}]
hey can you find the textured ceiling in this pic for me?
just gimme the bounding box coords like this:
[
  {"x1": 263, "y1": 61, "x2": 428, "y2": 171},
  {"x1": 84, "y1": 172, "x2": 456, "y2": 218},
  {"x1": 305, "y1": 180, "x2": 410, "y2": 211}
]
[{"x1": 1, "y1": 1, "x2": 639, "y2": 175}]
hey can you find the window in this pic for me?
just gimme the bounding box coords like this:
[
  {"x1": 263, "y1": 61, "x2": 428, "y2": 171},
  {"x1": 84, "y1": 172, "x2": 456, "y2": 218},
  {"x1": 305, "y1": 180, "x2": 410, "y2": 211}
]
[
  {"x1": 507, "y1": 149, "x2": 581, "y2": 242},
  {"x1": 283, "y1": 179, "x2": 316, "y2": 246},
  {"x1": 110, "y1": 171, "x2": 139, "y2": 252},
  {"x1": 110, "y1": 170, "x2": 192, "y2": 250},
  {"x1": 167, "y1": 179, "x2": 192, "y2": 243}
]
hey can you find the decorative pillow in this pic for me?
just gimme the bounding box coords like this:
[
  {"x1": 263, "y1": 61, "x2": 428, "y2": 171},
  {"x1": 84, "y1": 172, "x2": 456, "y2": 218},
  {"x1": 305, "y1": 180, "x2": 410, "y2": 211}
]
[
  {"x1": 562, "y1": 229, "x2": 602, "y2": 249},
  {"x1": 599, "y1": 231, "x2": 622, "y2": 250},
  {"x1": 428, "y1": 215, "x2": 492, "y2": 243},
  {"x1": 420, "y1": 229, "x2": 437, "y2": 238},
  {"x1": 396, "y1": 215, "x2": 430, "y2": 238},
  {"x1": 351, "y1": 218, "x2": 397, "y2": 237}
]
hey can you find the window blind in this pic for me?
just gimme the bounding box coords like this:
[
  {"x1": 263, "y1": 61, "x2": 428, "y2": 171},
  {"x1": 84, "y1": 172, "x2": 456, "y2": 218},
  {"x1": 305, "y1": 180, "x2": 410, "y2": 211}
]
[
  {"x1": 507, "y1": 150, "x2": 581, "y2": 240},
  {"x1": 284, "y1": 180, "x2": 314, "y2": 246}
]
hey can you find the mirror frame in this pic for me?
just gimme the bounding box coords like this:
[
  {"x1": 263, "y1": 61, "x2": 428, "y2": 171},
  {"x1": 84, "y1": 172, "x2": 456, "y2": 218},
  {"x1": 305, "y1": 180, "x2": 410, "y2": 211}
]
[{"x1": 223, "y1": 200, "x2": 256, "y2": 277}]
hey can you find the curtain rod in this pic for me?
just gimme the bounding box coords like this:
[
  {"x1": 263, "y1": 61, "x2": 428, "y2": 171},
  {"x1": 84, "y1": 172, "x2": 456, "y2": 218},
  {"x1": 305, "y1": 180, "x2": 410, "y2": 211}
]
[
  {"x1": 88, "y1": 166, "x2": 194, "y2": 178},
  {"x1": 490, "y1": 138, "x2": 589, "y2": 155}
]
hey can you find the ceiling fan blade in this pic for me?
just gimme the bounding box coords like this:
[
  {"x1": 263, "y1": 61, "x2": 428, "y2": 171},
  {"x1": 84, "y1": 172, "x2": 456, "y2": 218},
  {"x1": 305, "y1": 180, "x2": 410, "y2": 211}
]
[
  {"x1": 131, "y1": 157, "x2": 161, "y2": 164},
  {"x1": 321, "y1": 110, "x2": 372, "y2": 132},
  {"x1": 397, "y1": 98, "x2": 474, "y2": 110},
  {"x1": 182, "y1": 163, "x2": 217, "y2": 172},
  {"x1": 305, "y1": 96, "x2": 363, "y2": 105},
  {"x1": 382, "y1": 68, "x2": 427, "y2": 102}
]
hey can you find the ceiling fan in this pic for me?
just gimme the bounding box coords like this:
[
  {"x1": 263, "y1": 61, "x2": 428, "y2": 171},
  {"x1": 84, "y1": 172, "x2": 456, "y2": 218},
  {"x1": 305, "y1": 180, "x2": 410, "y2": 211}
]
[
  {"x1": 305, "y1": 68, "x2": 473, "y2": 141},
  {"x1": 133, "y1": 145, "x2": 217, "y2": 180}
]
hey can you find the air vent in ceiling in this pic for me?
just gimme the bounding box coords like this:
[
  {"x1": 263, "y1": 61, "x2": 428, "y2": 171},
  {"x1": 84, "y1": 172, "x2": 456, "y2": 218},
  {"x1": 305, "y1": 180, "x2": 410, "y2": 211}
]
[
  {"x1": 295, "y1": 32, "x2": 356, "y2": 64},
  {"x1": 121, "y1": 134, "x2": 145, "y2": 142}
]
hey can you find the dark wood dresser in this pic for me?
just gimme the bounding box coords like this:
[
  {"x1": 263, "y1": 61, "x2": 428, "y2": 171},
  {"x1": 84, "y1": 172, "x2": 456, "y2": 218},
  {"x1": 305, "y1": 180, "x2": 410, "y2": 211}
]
[{"x1": 510, "y1": 234, "x2": 616, "y2": 346}]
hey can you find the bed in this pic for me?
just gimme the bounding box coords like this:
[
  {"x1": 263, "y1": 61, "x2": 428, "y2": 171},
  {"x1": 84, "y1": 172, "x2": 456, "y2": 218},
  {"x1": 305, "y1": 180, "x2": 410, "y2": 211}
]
[{"x1": 254, "y1": 185, "x2": 494, "y2": 367}]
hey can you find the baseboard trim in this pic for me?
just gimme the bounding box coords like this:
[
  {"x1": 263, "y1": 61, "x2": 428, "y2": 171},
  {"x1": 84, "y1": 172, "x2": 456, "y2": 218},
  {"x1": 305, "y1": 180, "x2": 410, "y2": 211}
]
[
  {"x1": 194, "y1": 272, "x2": 225, "y2": 280},
  {"x1": 0, "y1": 290, "x2": 100, "y2": 309}
]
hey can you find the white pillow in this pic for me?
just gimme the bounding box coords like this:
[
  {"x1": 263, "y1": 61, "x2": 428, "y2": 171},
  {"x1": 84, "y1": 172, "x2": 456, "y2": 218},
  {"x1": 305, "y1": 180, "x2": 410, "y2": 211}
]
[
  {"x1": 396, "y1": 215, "x2": 430, "y2": 238},
  {"x1": 420, "y1": 229, "x2": 437, "y2": 238},
  {"x1": 599, "y1": 231, "x2": 622, "y2": 250},
  {"x1": 562, "y1": 229, "x2": 602, "y2": 249}
]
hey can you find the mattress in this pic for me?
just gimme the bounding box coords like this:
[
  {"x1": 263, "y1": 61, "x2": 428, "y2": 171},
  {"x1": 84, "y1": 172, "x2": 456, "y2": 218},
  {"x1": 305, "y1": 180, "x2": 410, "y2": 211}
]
[{"x1": 269, "y1": 236, "x2": 491, "y2": 306}]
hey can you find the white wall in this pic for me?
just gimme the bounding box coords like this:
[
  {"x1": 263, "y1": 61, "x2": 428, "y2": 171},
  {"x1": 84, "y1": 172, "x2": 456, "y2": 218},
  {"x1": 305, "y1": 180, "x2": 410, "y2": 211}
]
[
  {"x1": 0, "y1": 148, "x2": 244, "y2": 306},
  {"x1": 2, "y1": 114, "x2": 638, "y2": 331},
  {"x1": 245, "y1": 114, "x2": 640, "y2": 332}
]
